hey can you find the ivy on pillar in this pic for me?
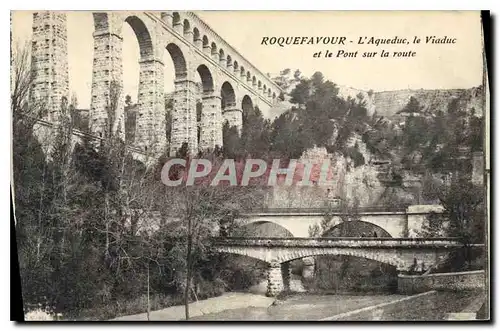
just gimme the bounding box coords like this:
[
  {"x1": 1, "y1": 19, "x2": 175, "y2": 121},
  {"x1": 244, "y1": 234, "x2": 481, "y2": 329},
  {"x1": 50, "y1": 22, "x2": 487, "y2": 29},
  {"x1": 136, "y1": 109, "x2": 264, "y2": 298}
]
[
  {"x1": 266, "y1": 261, "x2": 284, "y2": 297},
  {"x1": 200, "y1": 94, "x2": 223, "y2": 151},
  {"x1": 170, "y1": 76, "x2": 199, "y2": 156}
]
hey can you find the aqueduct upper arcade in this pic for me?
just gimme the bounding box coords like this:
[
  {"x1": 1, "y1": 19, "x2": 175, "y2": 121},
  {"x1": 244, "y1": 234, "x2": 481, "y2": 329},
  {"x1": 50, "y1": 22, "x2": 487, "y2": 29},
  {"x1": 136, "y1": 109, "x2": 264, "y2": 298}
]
[
  {"x1": 89, "y1": 11, "x2": 282, "y2": 156},
  {"x1": 235, "y1": 205, "x2": 445, "y2": 238}
]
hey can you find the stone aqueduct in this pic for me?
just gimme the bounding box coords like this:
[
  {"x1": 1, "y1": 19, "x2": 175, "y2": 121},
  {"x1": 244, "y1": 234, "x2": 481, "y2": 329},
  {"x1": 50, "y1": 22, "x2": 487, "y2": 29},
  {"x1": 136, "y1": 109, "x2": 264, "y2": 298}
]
[
  {"x1": 92, "y1": 11, "x2": 282, "y2": 155},
  {"x1": 30, "y1": 11, "x2": 282, "y2": 157}
]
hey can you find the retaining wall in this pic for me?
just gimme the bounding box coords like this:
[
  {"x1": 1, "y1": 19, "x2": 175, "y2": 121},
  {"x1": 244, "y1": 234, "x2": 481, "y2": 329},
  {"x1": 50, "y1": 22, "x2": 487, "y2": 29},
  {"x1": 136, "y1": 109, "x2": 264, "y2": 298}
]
[{"x1": 398, "y1": 270, "x2": 485, "y2": 294}]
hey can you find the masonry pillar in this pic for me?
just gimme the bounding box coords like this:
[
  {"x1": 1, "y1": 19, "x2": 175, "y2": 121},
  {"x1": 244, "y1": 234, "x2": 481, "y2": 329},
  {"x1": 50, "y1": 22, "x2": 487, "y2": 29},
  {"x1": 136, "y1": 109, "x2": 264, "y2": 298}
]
[
  {"x1": 266, "y1": 261, "x2": 284, "y2": 297},
  {"x1": 200, "y1": 94, "x2": 223, "y2": 151},
  {"x1": 160, "y1": 12, "x2": 172, "y2": 26},
  {"x1": 281, "y1": 262, "x2": 292, "y2": 292},
  {"x1": 90, "y1": 18, "x2": 124, "y2": 139},
  {"x1": 203, "y1": 43, "x2": 211, "y2": 55},
  {"x1": 194, "y1": 36, "x2": 202, "y2": 49},
  {"x1": 170, "y1": 77, "x2": 198, "y2": 156},
  {"x1": 302, "y1": 256, "x2": 315, "y2": 280},
  {"x1": 173, "y1": 21, "x2": 183, "y2": 34},
  {"x1": 135, "y1": 56, "x2": 165, "y2": 152},
  {"x1": 223, "y1": 108, "x2": 243, "y2": 133}
]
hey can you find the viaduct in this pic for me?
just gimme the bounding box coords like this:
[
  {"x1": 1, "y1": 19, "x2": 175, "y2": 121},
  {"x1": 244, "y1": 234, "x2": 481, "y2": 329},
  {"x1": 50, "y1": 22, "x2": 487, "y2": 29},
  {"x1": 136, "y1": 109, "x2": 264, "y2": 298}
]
[
  {"x1": 234, "y1": 205, "x2": 446, "y2": 238},
  {"x1": 29, "y1": 11, "x2": 283, "y2": 157}
]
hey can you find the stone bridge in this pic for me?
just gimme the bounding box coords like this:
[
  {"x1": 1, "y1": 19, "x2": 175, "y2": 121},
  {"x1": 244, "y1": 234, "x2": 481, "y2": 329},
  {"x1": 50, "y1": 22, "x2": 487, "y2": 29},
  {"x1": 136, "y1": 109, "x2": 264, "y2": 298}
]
[
  {"x1": 236, "y1": 205, "x2": 445, "y2": 238},
  {"x1": 30, "y1": 11, "x2": 283, "y2": 158},
  {"x1": 212, "y1": 237, "x2": 465, "y2": 296}
]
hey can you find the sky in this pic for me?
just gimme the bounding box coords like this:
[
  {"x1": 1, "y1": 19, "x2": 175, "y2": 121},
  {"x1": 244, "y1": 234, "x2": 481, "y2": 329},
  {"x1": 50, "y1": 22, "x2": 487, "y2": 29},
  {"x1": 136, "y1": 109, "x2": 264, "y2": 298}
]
[{"x1": 11, "y1": 10, "x2": 484, "y2": 109}]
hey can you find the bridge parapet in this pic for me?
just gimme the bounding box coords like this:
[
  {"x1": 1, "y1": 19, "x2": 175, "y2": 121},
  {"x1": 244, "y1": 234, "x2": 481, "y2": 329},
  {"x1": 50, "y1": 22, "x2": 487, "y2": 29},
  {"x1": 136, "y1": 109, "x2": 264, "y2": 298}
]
[
  {"x1": 242, "y1": 206, "x2": 446, "y2": 216},
  {"x1": 212, "y1": 237, "x2": 463, "y2": 249}
]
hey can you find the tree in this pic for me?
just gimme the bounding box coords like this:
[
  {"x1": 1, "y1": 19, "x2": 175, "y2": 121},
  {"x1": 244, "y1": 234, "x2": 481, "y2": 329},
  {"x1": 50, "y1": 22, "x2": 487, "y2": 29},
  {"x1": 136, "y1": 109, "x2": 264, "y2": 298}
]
[
  {"x1": 11, "y1": 41, "x2": 45, "y2": 140},
  {"x1": 397, "y1": 96, "x2": 424, "y2": 115},
  {"x1": 160, "y1": 155, "x2": 267, "y2": 319},
  {"x1": 125, "y1": 95, "x2": 132, "y2": 107},
  {"x1": 289, "y1": 78, "x2": 311, "y2": 107},
  {"x1": 420, "y1": 176, "x2": 485, "y2": 270},
  {"x1": 293, "y1": 69, "x2": 301, "y2": 81}
]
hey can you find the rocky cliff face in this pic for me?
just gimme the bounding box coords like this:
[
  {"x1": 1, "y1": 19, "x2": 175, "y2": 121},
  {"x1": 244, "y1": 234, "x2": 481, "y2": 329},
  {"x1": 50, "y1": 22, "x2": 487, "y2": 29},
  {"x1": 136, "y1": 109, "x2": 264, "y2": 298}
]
[
  {"x1": 372, "y1": 86, "x2": 484, "y2": 120},
  {"x1": 266, "y1": 144, "x2": 391, "y2": 209},
  {"x1": 267, "y1": 82, "x2": 484, "y2": 121}
]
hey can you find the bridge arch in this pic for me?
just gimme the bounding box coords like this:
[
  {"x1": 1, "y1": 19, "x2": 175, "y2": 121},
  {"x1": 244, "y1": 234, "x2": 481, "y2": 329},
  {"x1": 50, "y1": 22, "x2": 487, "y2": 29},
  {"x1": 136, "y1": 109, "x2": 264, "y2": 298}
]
[
  {"x1": 91, "y1": 12, "x2": 162, "y2": 140},
  {"x1": 277, "y1": 250, "x2": 403, "y2": 267},
  {"x1": 166, "y1": 43, "x2": 187, "y2": 78},
  {"x1": 241, "y1": 95, "x2": 254, "y2": 119},
  {"x1": 211, "y1": 42, "x2": 217, "y2": 59},
  {"x1": 232, "y1": 220, "x2": 295, "y2": 238},
  {"x1": 196, "y1": 64, "x2": 214, "y2": 94},
  {"x1": 183, "y1": 19, "x2": 191, "y2": 38},
  {"x1": 219, "y1": 49, "x2": 225, "y2": 65},
  {"x1": 172, "y1": 12, "x2": 181, "y2": 28},
  {"x1": 325, "y1": 220, "x2": 393, "y2": 238},
  {"x1": 202, "y1": 35, "x2": 209, "y2": 53},
  {"x1": 93, "y1": 13, "x2": 156, "y2": 61},
  {"x1": 124, "y1": 16, "x2": 154, "y2": 59},
  {"x1": 220, "y1": 81, "x2": 236, "y2": 110},
  {"x1": 193, "y1": 27, "x2": 200, "y2": 45},
  {"x1": 214, "y1": 246, "x2": 405, "y2": 267}
]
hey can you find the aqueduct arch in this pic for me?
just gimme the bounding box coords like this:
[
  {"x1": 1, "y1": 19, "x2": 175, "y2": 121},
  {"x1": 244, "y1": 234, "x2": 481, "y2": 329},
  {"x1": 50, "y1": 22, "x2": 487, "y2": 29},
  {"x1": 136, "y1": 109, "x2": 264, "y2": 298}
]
[
  {"x1": 91, "y1": 12, "x2": 166, "y2": 149},
  {"x1": 33, "y1": 11, "x2": 283, "y2": 160}
]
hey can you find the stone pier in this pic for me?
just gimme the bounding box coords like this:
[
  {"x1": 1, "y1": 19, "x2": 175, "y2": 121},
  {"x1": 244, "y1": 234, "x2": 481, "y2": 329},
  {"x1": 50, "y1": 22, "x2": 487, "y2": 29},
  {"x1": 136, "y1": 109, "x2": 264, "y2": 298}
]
[
  {"x1": 281, "y1": 262, "x2": 292, "y2": 292},
  {"x1": 200, "y1": 95, "x2": 223, "y2": 151},
  {"x1": 136, "y1": 56, "x2": 165, "y2": 151},
  {"x1": 90, "y1": 26, "x2": 124, "y2": 137},
  {"x1": 302, "y1": 256, "x2": 315, "y2": 280},
  {"x1": 266, "y1": 261, "x2": 284, "y2": 297},
  {"x1": 222, "y1": 108, "x2": 243, "y2": 133},
  {"x1": 170, "y1": 78, "x2": 199, "y2": 156}
]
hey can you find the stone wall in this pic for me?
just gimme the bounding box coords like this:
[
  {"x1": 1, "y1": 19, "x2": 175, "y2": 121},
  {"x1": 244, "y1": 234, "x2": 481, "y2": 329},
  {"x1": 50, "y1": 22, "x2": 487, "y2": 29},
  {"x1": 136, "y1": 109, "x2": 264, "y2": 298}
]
[{"x1": 397, "y1": 270, "x2": 485, "y2": 294}]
